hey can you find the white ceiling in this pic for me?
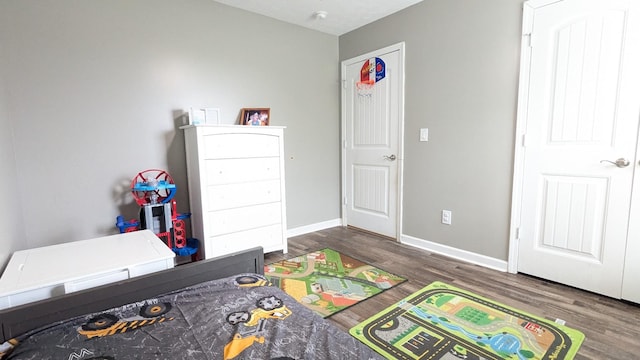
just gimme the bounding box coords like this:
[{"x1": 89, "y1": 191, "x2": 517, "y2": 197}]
[{"x1": 213, "y1": 0, "x2": 424, "y2": 36}]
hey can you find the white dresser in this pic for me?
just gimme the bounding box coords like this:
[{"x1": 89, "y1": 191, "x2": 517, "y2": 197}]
[
  {"x1": 182, "y1": 125, "x2": 288, "y2": 259},
  {"x1": 0, "y1": 230, "x2": 175, "y2": 309}
]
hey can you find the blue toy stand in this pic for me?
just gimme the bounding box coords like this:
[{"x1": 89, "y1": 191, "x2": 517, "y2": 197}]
[{"x1": 173, "y1": 238, "x2": 199, "y2": 262}]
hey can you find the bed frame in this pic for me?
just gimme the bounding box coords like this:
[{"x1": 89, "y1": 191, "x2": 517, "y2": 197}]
[{"x1": 0, "y1": 246, "x2": 264, "y2": 343}]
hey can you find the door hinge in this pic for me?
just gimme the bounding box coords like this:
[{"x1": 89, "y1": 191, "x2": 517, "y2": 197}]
[
  {"x1": 521, "y1": 134, "x2": 528, "y2": 147},
  {"x1": 342, "y1": 79, "x2": 347, "y2": 89},
  {"x1": 343, "y1": 196, "x2": 348, "y2": 205},
  {"x1": 523, "y1": 33, "x2": 532, "y2": 47},
  {"x1": 515, "y1": 227, "x2": 520, "y2": 239}
]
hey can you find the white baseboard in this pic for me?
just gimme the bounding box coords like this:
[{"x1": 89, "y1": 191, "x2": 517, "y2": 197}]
[
  {"x1": 287, "y1": 218, "x2": 343, "y2": 238},
  {"x1": 401, "y1": 234, "x2": 508, "y2": 272},
  {"x1": 286, "y1": 224, "x2": 508, "y2": 272}
]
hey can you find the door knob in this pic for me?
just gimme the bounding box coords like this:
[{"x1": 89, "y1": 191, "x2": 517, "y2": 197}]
[
  {"x1": 600, "y1": 158, "x2": 630, "y2": 168},
  {"x1": 383, "y1": 154, "x2": 397, "y2": 161}
]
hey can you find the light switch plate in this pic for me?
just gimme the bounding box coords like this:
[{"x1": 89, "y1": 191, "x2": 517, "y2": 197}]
[{"x1": 420, "y1": 128, "x2": 429, "y2": 142}]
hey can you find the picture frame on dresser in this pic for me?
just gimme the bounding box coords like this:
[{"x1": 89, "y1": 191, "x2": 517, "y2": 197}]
[{"x1": 241, "y1": 108, "x2": 270, "y2": 126}]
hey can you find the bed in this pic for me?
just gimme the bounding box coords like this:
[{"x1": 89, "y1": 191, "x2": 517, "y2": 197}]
[{"x1": 0, "y1": 247, "x2": 382, "y2": 359}]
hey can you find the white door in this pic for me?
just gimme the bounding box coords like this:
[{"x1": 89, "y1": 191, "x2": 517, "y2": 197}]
[
  {"x1": 341, "y1": 43, "x2": 404, "y2": 239},
  {"x1": 513, "y1": 0, "x2": 640, "y2": 298},
  {"x1": 623, "y1": 176, "x2": 640, "y2": 303}
]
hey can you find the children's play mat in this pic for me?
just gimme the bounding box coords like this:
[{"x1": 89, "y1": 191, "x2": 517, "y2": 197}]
[
  {"x1": 265, "y1": 248, "x2": 406, "y2": 318},
  {"x1": 350, "y1": 281, "x2": 585, "y2": 360}
]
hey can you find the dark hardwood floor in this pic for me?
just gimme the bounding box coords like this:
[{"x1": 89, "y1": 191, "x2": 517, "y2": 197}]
[{"x1": 264, "y1": 226, "x2": 640, "y2": 360}]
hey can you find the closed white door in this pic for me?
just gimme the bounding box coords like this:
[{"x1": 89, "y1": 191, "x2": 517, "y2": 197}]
[
  {"x1": 341, "y1": 43, "x2": 404, "y2": 238},
  {"x1": 514, "y1": 0, "x2": 640, "y2": 298}
]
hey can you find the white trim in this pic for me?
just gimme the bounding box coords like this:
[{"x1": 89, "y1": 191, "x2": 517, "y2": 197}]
[
  {"x1": 340, "y1": 42, "x2": 406, "y2": 240},
  {"x1": 508, "y1": 2, "x2": 537, "y2": 274},
  {"x1": 524, "y1": 0, "x2": 565, "y2": 10},
  {"x1": 286, "y1": 218, "x2": 343, "y2": 238},
  {"x1": 286, "y1": 224, "x2": 509, "y2": 272},
  {"x1": 401, "y1": 234, "x2": 509, "y2": 272}
]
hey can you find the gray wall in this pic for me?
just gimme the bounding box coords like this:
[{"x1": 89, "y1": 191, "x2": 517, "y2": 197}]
[
  {"x1": 0, "y1": 67, "x2": 25, "y2": 267},
  {"x1": 0, "y1": 0, "x2": 339, "y2": 251},
  {"x1": 340, "y1": 0, "x2": 523, "y2": 260}
]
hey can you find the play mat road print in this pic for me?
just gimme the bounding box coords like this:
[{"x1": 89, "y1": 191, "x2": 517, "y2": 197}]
[
  {"x1": 350, "y1": 281, "x2": 585, "y2": 360},
  {"x1": 264, "y1": 248, "x2": 406, "y2": 318}
]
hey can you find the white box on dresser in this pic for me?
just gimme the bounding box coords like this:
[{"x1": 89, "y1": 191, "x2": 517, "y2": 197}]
[
  {"x1": 0, "y1": 230, "x2": 175, "y2": 309},
  {"x1": 182, "y1": 125, "x2": 288, "y2": 259}
]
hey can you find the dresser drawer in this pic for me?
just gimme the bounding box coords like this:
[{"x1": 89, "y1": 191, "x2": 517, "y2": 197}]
[
  {"x1": 204, "y1": 157, "x2": 280, "y2": 185},
  {"x1": 63, "y1": 270, "x2": 129, "y2": 294},
  {"x1": 207, "y1": 202, "x2": 282, "y2": 236},
  {"x1": 203, "y1": 133, "x2": 280, "y2": 159},
  {"x1": 207, "y1": 179, "x2": 281, "y2": 211},
  {"x1": 204, "y1": 224, "x2": 284, "y2": 258},
  {"x1": 0, "y1": 285, "x2": 65, "y2": 310}
]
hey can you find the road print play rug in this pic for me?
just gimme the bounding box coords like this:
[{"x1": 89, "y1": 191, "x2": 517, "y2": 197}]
[
  {"x1": 264, "y1": 248, "x2": 406, "y2": 318},
  {"x1": 350, "y1": 281, "x2": 585, "y2": 360}
]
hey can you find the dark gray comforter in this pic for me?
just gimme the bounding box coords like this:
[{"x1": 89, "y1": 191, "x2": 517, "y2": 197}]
[{"x1": 2, "y1": 273, "x2": 382, "y2": 360}]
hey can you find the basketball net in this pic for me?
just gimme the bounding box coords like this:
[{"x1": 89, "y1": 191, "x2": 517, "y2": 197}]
[{"x1": 356, "y1": 80, "x2": 375, "y2": 97}]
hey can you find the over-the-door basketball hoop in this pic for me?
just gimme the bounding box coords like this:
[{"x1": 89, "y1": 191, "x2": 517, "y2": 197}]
[{"x1": 357, "y1": 57, "x2": 386, "y2": 98}]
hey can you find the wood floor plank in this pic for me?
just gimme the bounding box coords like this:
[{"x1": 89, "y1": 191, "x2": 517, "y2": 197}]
[{"x1": 265, "y1": 226, "x2": 640, "y2": 360}]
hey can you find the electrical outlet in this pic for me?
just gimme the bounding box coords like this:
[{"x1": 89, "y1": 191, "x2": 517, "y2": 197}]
[{"x1": 441, "y1": 210, "x2": 452, "y2": 225}]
